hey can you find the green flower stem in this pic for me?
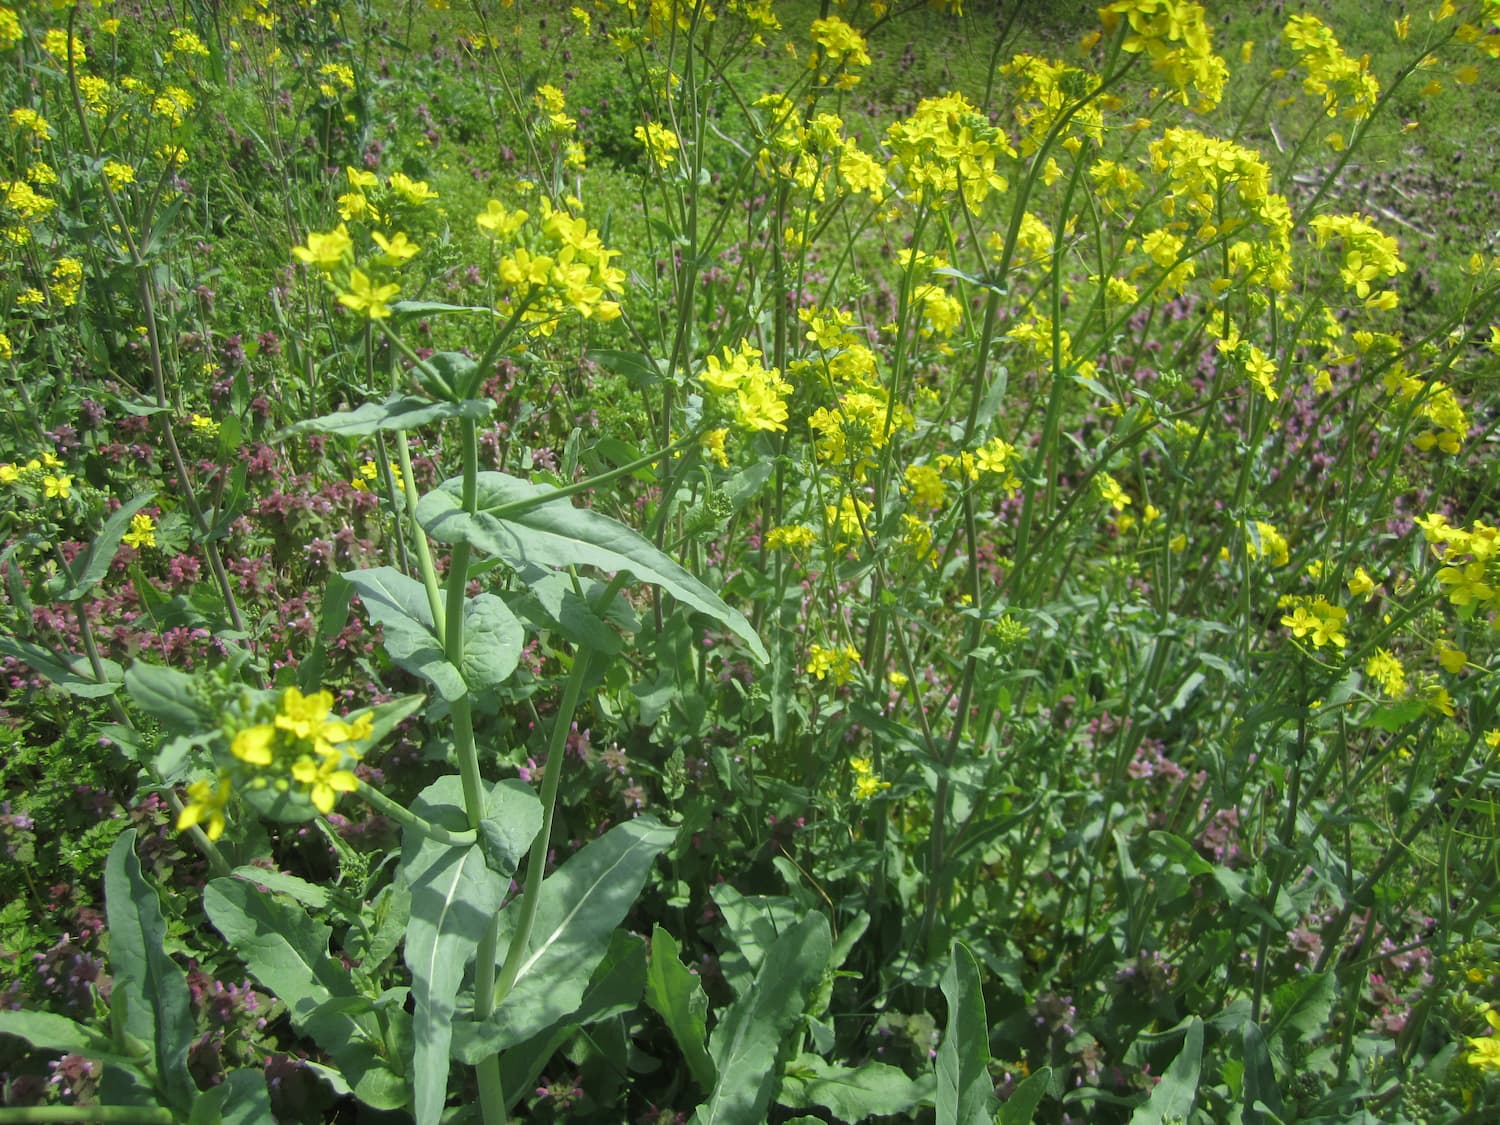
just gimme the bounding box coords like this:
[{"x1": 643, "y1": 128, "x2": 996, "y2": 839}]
[
  {"x1": 354, "y1": 780, "x2": 476, "y2": 847},
  {"x1": 392, "y1": 431, "x2": 445, "y2": 643}
]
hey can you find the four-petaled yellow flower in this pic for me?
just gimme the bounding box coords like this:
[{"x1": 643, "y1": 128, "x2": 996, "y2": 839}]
[
  {"x1": 42, "y1": 474, "x2": 72, "y2": 499},
  {"x1": 122, "y1": 512, "x2": 156, "y2": 550},
  {"x1": 372, "y1": 230, "x2": 420, "y2": 263},
  {"x1": 338, "y1": 269, "x2": 400, "y2": 319},
  {"x1": 292, "y1": 224, "x2": 353, "y2": 270},
  {"x1": 176, "y1": 777, "x2": 232, "y2": 841}
]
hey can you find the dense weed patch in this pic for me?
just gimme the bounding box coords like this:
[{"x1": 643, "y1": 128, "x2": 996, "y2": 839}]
[{"x1": 1, "y1": 0, "x2": 1499, "y2": 1121}]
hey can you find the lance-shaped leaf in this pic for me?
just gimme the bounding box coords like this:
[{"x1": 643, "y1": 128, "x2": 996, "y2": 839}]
[
  {"x1": 452, "y1": 817, "x2": 675, "y2": 1063},
  {"x1": 58, "y1": 491, "x2": 155, "y2": 601},
  {"x1": 0, "y1": 1010, "x2": 146, "y2": 1073},
  {"x1": 1130, "y1": 1017, "x2": 1202, "y2": 1125},
  {"x1": 124, "y1": 661, "x2": 218, "y2": 731},
  {"x1": 398, "y1": 776, "x2": 536, "y2": 1125},
  {"x1": 646, "y1": 925, "x2": 716, "y2": 1090},
  {"x1": 691, "y1": 911, "x2": 832, "y2": 1125},
  {"x1": 936, "y1": 942, "x2": 996, "y2": 1125},
  {"x1": 998, "y1": 1066, "x2": 1053, "y2": 1125},
  {"x1": 106, "y1": 831, "x2": 196, "y2": 1113},
  {"x1": 417, "y1": 472, "x2": 767, "y2": 662},
  {"x1": 343, "y1": 568, "x2": 521, "y2": 700},
  {"x1": 203, "y1": 876, "x2": 407, "y2": 1110},
  {"x1": 778, "y1": 1054, "x2": 933, "y2": 1121},
  {"x1": 287, "y1": 394, "x2": 493, "y2": 437},
  {"x1": 0, "y1": 636, "x2": 122, "y2": 698}
]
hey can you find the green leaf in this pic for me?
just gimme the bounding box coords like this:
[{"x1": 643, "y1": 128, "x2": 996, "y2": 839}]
[
  {"x1": 778, "y1": 1054, "x2": 931, "y2": 1121},
  {"x1": 188, "y1": 1068, "x2": 273, "y2": 1125},
  {"x1": 0, "y1": 635, "x2": 122, "y2": 698},
  {"x1": 459, "y1": 592, "x2": 525, "y2": 691},
  {"x1": 202, "y1": 877, "x2": 405, "y2": 1110},
  {"x1": 0, "y1": 1010, "x2": 145, "y2": 1072},
  {"x1": 452, "y1": 817, "x2": 675, "y2": 1064},
  {"x1": 288, "y1": 394, "x2": 492, "y2": 437},
  {"x1": 475, "y1": 779, "x2": 544, "y2": 879},
  {"x1": 59, "y1": 491, "x2": 155, "y2": 601},
  {"x1": 999, "y1": 1065, "x2": 1053, "y2": 1124},
  {"x1": 417, "y1": 472, "x2": 767, "y2": 662},
  {"x1": 493, "y1": 929, "x2": 649, "y2": 1108},
  {"x1": 936, "y1": 941, "x2": 996, "y2": 1125},
  {"x1": 1130, "y1": 1017, "x2": 1202, "y2": 1125},
  {"x1": 343, "y1": 567, "x2": 465, "y2": 701},
  {"x1": 398, "y1": 776, "x2": 518, "y2": 1125},
  {"x1": 228, "y1": 866, "x2": 330, "y2": 910},
  {"x1": 106, "y1": 831, "x2": 196, "y2": 1112},
  {"x1": 589, "y1": 348, "x2": 665, "y2": 389},
  {"x1": 691, "y1": 912, "x2": 832, "y2": 1125},
  {"x1": 1147, "y1": 832, "x2": 1214, "y2": 877},
  {"x1": 520, "y1": 567, "x2": 628, "y2": 655},
  {"x1": 710, "y1": 887, "x2": 803, "y2": 1000},
  {"x1": 124, "y1": 661, "x2": 216, "y2": 731},
  {"x1": 1266, "y1": 972, "x2": 1334, "y2": 1071},
  {"x1": 297, "y1": 573, "x2": 355, "y2": 695},
  {"x1": 1241, "y1": 1021, "x2": 1286, "y2": 1123},
  {"x1": 646, "y1": 925, "x2": 716, "y2": 1090}
]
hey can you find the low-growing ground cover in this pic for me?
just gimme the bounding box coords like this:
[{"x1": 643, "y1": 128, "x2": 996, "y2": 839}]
[{"x1": 1, "y1": 0, "x2": 1499, "y2": 1121}]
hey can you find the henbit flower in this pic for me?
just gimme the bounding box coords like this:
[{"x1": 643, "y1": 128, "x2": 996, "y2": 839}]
[{"x1": 338, "y1": 269, "x2": 400, "y2": 319}]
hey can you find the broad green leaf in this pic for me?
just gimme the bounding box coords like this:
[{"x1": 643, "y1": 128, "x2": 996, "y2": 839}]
[
  {"x1": 999, "y1": 1065, "x2": 1053, "y2": 1124},
  {"x1": 202, "y1": 877, "x2": 405, "y2": 1110},
  {"x1": 778, "y1": 1054, "x2": 931, "y2": 1121},
  {"x1": 1130, "y1": 1018, "x2": 1202, "y2": 1125},
  {"x1": 297, "y1": 572, "x2": 355, "y2": 695},
  {"x1": 1266, "y1": 972, "x2": 1335, "y2": 1071},
  {"x1": 289, "y1": 394, "x2": 492, "y2": 437},
  {"x1": 106, "y1": 831, "x2": 196, "y2": 1113},
  {"x1": 343, "y1": 567, "x2": 465, "y2": 701},
  {"x1": 188, "y1": 1067, "x2": 272, "y2": 1125},
  {"x1": 0, "y1": 636, "x2": 122, "y2": 698},
  {"x1": 59, "y1": 491, "x2": 155, "y2": 601},
  {"x1": 936, "y1": 941, "x2": 996, "y2": 1125},
  {"x1": 228, "y1": 866, "x2": 330, "y2": 910},
  {"x1": 417, "y1": 472, "x2": 767, "y2": 662},
  {"x1": 398, "y1": 776, "x2": 521, "y2": 1125},
  {"x1": 1147, "y1": 831, "x2": 1214, "y2": 877},
  {"x1": 0, "y1": 1010, "x2": 144, "y2": 1072},
  {"x1": 691, "y1": 912, "x2": 832, "y2": 1125},
  {"x1": 453, "y1": 817, "x2": 675, "y2": 1063},
  {"x1": 491, "y1": 929, "x2": 648, "y2": 1106},
  {"x1": 459, "y1": 592, "x2": 525, "y2": 691},
  {"x1": 520, "y1": 567, "x2": 630, "y2": 655},
  {"x1": 710, "y1": 887, "x2": 802, "y2": 999},
  {"x1": 588, "y1": 348, "x2": 664, "y2": 389},
  {"x1": 124, "y1": 661, "x2": 216, "y2": 731},
  {"x1": 646, "y1": 925, "x2": 716, "y2": 1090},
  {"x1": 475, "y1": 779, "x2": 544, "y2": 879}
]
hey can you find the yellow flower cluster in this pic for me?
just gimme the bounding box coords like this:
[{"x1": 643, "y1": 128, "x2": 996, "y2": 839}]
[
  {"x1": 885, "y1": 92, "x2": 1015, "y2": 213},
  {"x1": 634, "y1": 120, "x2": 680, "y2": 169},
  {"x1": 179, "y1": 686, "x2": 373, "y2": 840},
  {"x1": 752, "y1": 99, "x2": 888, "y2": 202},
  {"x1": 1308, "y1": 213, "x2": 1406, "y2": 309},
  {"x1": 850, "y1": 756, "x2": 891, "y2": 800},
  {"x1": 808, "y1": 15, "x2": 871, "y2": 89},
  {"x1": 1283, "y1": 14, "x2": 1381, "y2": 123},
  {"x1": 699, "y1": 339, "x2": 792, "y2": 433},
  {"x1": 1279, "y1": 595, "x2": 1348, "y2": 649},
  {"x1": 1001, "y1": 54, "x2": 1104, "y2": 157},
  {"x1": 1100, "y1": 0, "x2": 1227, "y2": 110},
  {"x1": 807, "y1": 642, "x2": 862, "y2": 686},
  {"x1": 485, "y1": 198, "x2": 625, "y2": 333},
  {"x1": 1416, "y1": 515, "x2": 1498, "y2": 617}
]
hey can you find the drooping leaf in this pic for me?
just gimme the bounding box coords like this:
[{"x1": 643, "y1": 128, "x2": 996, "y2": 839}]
[
  {"x1": 1130, "y1": 1018, "x2": 1202, "y2": 1125},
  {"x1": 0, "y1": 635, "x2": 122, "y2": 698},
  {"x1": 646, "y1": 925, "x2": 716, "y2": 1090},
  {"x1": 106, "y1": 831, "x2": 196, "y2": 1113},
  {"x1": 1241, "y1": 1021, "x2": 1287, "y2": 1123},
  {"x1": 0, "y1": 1010, "x2": 145, "y2": 1072},
  {"x1": 124, "y1": 661, "x2": 218, "y2": 731},
  {"x1": 691, "y1": 912, "x2": 832, "y2": 1125},
  {"x1": 777, "y1": 1054, "x2": 931, "y2": 1121},
  {"x1": 1266, "y1": 972, "x2": 1335, "y2": 1071},
  {"x1": 59, "y1": 491, "x2": 156, "y2": 601},
  {"x1": 288, "y1": 395, "x2": 492, "y2": 437},
  {"x1": 417, "y1": 472, "x2": 767, "y2": 662},
  {"x1": 710, "y1": 887, "x2": 803, "y2": 999},
  {"x1": 342, "y1": 567, "x2": 465, "y2": 701},
  {"x1": 227, "y1": 866, "x2": 331, "y2": 910},
  {"x1": 452, "y1": 817, "x2": 675, "y2": 1063},
  {"x1": 936, "y1": 941, "x2": 996, "y2": 1125},
  {"x1": 202, "y1": 877, "x2": 405, "y2": 1110},
  {"x1": 398, "y1": 776, "x2": 528, "y2": 1125}
]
